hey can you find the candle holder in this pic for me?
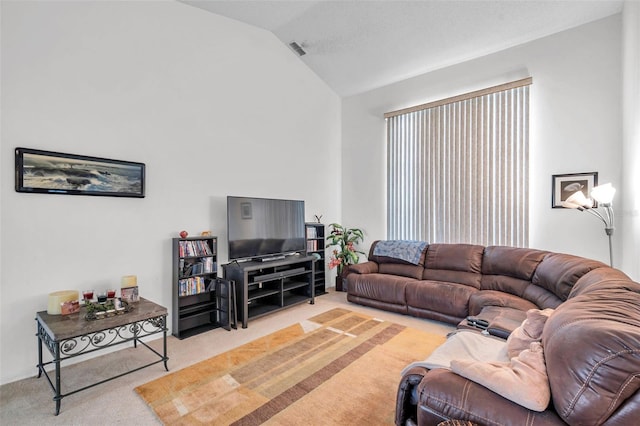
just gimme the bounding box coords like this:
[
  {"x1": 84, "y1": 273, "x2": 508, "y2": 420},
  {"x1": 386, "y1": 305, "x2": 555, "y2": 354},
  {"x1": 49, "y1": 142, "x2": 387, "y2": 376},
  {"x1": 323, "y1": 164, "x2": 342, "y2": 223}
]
[{"x1": 82, "y1": 290, "x2": 94, "y2": 303}]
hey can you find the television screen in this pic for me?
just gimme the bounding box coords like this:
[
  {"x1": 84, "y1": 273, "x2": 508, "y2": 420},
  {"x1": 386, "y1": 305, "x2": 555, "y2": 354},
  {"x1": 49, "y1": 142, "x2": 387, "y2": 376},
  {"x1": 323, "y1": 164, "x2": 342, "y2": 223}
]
[{"x1": 227, "y1": 196, "x2": 306, "y2": 261}]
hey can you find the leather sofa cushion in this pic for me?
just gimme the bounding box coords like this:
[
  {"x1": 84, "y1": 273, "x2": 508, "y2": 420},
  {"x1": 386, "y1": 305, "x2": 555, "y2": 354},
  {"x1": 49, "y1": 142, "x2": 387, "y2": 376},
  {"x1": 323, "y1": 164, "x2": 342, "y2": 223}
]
[
  {"x1": 533, "y1": 252, "x2": 608, "y2": 301},
  {"x1": 422, "y1": 269, "x2": 481, "y2": 289},
  {"x1": 346, "y1": 261, "x2": 378, "y2": 275},
  {"x1": 347, "y1": 273, "x2": 412, "y2": 305},
  {"x1": 480, "y1": 274, "x2": 534, "y2": 299},
  {"x1": 425, "y1": 244, "x2": 484, "y2": 273},
  {"x1": 469, "y1": 290, "x2": 538, "y2": 316},
  {"x1": 379, "y1": 263, "x2": 424, "y2": 280},
  {"x1": 406, "y1": 280, "x2": 477, "y2": 318},
  {"x1": 568, "y1": 266, "x2": 631, "y2": 298},
  {"x1": 482, "y1": 246, "x2": 548, "y2": 280},
  {"x1": 543, "y1": 280, "x2": 640, "y2": 425},
  {"x1": 423, "y1": 244, "x2": 483, "y2": 288},
  {"x1": 521, "y1": 284, "x2": 564, "y2": 310},
  {"x1": 346, "y1": 294, "x2": 408, "y2": 315}
]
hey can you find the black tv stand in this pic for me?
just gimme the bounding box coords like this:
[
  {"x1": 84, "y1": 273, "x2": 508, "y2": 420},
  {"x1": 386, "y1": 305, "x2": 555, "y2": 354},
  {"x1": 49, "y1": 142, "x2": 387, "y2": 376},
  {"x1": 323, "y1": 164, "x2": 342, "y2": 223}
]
[{"x1": 222, "y1": 255, "x2": 315, "y2": 328}]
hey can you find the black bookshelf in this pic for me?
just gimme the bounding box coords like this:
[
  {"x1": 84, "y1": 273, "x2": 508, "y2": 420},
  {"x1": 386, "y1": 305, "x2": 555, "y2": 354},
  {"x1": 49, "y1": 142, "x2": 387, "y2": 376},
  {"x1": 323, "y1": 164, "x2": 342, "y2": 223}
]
[
  {"x1": 306, "y1": 223, "x2": 327, "y2": 295},
  {"x1": 172, "y1": 236, "x2": 235, "y2": 338}
]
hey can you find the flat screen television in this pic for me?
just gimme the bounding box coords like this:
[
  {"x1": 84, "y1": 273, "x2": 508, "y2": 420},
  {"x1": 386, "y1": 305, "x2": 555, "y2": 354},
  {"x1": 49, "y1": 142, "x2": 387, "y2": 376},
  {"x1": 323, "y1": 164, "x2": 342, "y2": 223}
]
[{"x1": 227, "y1": 196, "x2": 306, "y2": 261}]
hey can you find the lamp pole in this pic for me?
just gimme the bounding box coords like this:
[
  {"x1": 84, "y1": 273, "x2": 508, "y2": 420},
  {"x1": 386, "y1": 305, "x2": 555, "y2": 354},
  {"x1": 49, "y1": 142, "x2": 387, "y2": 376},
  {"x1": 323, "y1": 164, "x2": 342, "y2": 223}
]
[
  {"x1": 583, "y1": 204, "x2": 614, "y2": 267},
  {"x1": 562, "y1": 183, "x2": 616, "y2": 267}
]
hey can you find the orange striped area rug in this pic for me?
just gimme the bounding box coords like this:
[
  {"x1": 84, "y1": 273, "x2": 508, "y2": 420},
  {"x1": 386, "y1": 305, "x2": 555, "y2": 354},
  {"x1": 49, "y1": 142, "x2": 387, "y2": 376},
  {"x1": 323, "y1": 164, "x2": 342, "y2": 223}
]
[{"x1": 135, "y1": 308, "x2": 446, "y2": 425}]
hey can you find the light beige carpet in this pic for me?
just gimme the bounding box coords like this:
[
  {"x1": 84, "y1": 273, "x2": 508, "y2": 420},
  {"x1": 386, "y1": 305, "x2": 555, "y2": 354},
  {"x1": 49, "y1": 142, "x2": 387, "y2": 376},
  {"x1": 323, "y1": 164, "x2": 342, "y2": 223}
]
[{"x1": 135, "y1": 308, "x2": 446, "y2": 425}]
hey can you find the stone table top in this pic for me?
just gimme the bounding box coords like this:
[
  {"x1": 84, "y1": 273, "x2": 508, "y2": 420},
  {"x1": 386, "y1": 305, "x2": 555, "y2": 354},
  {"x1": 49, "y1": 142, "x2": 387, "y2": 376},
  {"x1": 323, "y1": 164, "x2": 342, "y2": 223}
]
[{"x1": 36, "y1": 297, "x2": 168, "y2": 341}]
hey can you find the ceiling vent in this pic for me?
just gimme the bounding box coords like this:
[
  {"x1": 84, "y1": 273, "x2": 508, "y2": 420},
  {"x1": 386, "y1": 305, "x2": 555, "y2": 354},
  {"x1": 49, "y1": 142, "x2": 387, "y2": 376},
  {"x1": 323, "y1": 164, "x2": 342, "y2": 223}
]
[{"x1": 289, "y1": 41, "x2": 306, "y2": 56}]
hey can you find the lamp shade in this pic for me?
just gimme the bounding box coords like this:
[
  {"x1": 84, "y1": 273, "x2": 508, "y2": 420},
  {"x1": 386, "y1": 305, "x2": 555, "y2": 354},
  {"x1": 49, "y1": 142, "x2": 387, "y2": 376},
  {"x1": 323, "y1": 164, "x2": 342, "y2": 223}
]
[
  {"x1": 591, "y1": 183, "x2": 616, "y2": 204},
  {"x1": 562, "y1": 190, "x2": 593, "y2": 209}
]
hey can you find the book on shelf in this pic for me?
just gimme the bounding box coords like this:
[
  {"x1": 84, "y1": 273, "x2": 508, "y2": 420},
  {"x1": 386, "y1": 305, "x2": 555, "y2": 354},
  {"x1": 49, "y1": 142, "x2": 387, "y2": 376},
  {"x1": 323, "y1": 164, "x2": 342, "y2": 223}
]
[
  {"x1": 306, "y1": 227, "x2": 317, "y2": 239},
  {"x1": 178, "y1": 276, "x2": 210, "y2": 296},
  {"x1": 180, "y1": 257, "x2": 216, "y2": 277},
  {"x1": 178, "y1": 239, "x2": 215, "y2": 258},
  {"x1": 306, "y1": 240, "x2": 319, "y2": 252}
]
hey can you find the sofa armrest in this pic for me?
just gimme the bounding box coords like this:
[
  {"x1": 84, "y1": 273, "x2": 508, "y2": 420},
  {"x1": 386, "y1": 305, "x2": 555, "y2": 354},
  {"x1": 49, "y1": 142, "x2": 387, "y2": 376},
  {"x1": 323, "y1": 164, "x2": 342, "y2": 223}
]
[
  {"x1": 416, "y1": 369, "x2": 565, "y2": 425},
  {"x1": 396, "y1": 366, "x2": 430, "y2": 426},
  {"x1": 346, "y1": 261, "x2": 379, "y2": 275}
]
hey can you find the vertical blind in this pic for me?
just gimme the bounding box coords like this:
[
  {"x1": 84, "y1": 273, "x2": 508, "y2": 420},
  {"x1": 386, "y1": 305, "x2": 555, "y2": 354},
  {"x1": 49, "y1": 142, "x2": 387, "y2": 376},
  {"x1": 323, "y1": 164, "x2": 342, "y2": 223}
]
[{"x1": 385, "y1": 78, "x2": 531, "y2": 246}]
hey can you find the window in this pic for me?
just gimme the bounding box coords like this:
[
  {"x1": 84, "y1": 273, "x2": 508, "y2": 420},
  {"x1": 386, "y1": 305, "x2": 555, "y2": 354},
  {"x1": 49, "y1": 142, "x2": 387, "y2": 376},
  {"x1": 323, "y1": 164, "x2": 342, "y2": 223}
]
[{"x1": 385, "y1": 78, "x2": 531, "y2": 246}]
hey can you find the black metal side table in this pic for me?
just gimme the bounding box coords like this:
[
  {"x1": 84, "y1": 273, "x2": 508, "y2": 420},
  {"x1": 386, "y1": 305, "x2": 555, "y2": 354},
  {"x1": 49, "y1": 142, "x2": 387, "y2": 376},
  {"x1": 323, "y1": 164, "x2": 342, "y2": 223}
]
[{"x1": 35, "y1": 297, "x2": 169, "y2": 415}]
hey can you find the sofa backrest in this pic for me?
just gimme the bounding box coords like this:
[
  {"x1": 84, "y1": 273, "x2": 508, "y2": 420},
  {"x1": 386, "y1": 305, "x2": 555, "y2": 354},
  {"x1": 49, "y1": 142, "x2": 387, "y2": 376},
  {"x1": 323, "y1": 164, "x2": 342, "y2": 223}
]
[
  {"x1": 368, "y1": 240, "x2": 427, "y2": 280},
  {"x1": 365, "y1": 241, "x2": 624, "y2": 310},
  {"x1": 532, "y1": 252, "x2": 609, "y2": 303},
  {"x1": 542, "y1": 277, "x2": 640, "y2": 425},
  {"x1": 422, "y1": 243, "x2": 484, "y2": 288},
  {"x1": 568, "y1": 266, "x2": 630, "y2": 299},
  {"x1": 480, "y1": 246, "x2": 549, "y2": 303}
]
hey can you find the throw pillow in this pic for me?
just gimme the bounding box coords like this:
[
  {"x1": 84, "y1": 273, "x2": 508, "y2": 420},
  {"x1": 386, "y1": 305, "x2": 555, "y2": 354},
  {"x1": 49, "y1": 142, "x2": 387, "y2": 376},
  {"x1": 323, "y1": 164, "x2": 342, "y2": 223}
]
[
  {"x1": 451, "y1": 342, "x2": 550, "y2": 412},
  {"x1": 506, "y1": 308, "x2": 553, "y2": 359}
]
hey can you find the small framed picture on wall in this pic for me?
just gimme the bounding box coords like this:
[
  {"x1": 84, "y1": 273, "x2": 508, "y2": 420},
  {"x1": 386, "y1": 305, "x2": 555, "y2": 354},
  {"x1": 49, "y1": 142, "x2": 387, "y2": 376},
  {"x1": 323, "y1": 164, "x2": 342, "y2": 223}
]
[{"x1": 551, "y1": 171, "x2": 598, "y2": 208}]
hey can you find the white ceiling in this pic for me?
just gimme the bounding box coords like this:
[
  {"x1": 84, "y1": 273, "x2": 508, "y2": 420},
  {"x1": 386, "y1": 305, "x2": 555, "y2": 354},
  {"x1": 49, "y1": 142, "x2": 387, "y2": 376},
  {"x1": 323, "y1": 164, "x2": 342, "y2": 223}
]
[{"x1": 182, "y1": 0, "x2": 624, "y2": 97}]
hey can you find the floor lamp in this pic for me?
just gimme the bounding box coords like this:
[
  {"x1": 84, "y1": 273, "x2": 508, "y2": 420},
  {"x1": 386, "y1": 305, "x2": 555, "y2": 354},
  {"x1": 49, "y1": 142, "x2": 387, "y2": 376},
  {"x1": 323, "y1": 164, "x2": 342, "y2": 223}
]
[{"x1": 561, "y1": 183, "x2": 616, "y2": 267}]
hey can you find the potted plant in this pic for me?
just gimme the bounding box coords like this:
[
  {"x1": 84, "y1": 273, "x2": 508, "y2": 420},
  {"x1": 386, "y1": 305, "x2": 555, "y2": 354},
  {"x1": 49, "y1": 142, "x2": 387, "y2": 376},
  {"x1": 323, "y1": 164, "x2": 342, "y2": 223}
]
[{"x1": 326, "y1": 223, "x2": 365, "y2": 290}]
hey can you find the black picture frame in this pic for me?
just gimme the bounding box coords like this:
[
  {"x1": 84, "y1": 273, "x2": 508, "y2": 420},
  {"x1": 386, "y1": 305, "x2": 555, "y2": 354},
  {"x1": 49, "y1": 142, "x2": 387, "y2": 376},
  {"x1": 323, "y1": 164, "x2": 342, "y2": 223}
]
[
  {"x1": 240, "y1": 202, "x2": 252, "y2": 219},
  {"x1": 552, "y1": 171, "x2": 598, "y2": 208},
  {"x1": 15, "y1": 147, "x2": 145, "y2": 198}
]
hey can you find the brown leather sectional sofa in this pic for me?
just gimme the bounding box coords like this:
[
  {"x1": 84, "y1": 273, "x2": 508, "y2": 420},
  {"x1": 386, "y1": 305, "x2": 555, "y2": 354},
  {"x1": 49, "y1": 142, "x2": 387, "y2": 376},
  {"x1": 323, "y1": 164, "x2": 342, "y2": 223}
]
[{"x1": 344, "y1": 241, "x2": 640, "y2": 425}]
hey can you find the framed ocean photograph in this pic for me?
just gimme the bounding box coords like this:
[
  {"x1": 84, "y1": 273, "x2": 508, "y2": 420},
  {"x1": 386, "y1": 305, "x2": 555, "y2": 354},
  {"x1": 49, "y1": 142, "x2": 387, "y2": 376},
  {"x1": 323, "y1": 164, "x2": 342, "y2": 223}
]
[{"x1": 15, "y1": 148, "x2": 145, "y2": 198}]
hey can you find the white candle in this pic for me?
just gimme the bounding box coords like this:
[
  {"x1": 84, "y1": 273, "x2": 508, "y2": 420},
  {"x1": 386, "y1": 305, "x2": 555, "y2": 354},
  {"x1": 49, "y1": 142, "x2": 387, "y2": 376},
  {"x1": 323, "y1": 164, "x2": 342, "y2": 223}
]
[
  {"x1": 47, "y1": 290, "x2": 79, "y2": 315},
  {"x1": 121, "y1": 275, "x2": 137, "y2": 288}
]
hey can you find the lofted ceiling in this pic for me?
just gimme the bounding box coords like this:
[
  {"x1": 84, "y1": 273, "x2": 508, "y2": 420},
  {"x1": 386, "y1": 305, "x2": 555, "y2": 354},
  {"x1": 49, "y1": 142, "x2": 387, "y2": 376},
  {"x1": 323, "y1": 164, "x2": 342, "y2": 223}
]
[{"x1": 182, "y1": 0, "x2": 624, "y2": 97}]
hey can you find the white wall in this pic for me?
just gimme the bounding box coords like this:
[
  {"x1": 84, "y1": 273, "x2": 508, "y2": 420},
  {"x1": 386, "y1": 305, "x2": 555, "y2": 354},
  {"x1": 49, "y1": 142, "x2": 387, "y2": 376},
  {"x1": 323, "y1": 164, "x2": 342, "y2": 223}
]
[
  {"x1": 622, "y1": 1, "x2": 640, "y2": 280},
  {"x1": 342, "y1": 15, "x2": 626, "y2": 269},
  {"x1": 0, "y1": 1, "x2": 341, "y2": 384}
]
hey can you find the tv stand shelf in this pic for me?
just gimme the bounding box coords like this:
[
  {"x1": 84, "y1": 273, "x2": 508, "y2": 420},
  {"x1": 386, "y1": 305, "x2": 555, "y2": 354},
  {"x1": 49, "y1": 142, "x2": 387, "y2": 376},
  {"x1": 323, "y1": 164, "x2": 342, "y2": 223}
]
[{"x1": 223, "y1": 255, "x2": 315, "y2": 328}]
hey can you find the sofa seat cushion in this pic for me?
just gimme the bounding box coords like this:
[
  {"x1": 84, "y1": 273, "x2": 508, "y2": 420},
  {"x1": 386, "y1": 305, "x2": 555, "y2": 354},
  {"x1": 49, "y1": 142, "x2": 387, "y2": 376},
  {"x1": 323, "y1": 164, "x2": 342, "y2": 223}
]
[
  {"x1": 468, "y1": 290, "x2": 538, "y2": 316},
  {"x1": 406, "y1": 280, "x2": 478, "y2": 319},
  {"x1": 347, "y1": 273, "x2": 413, "y2": 305}
]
